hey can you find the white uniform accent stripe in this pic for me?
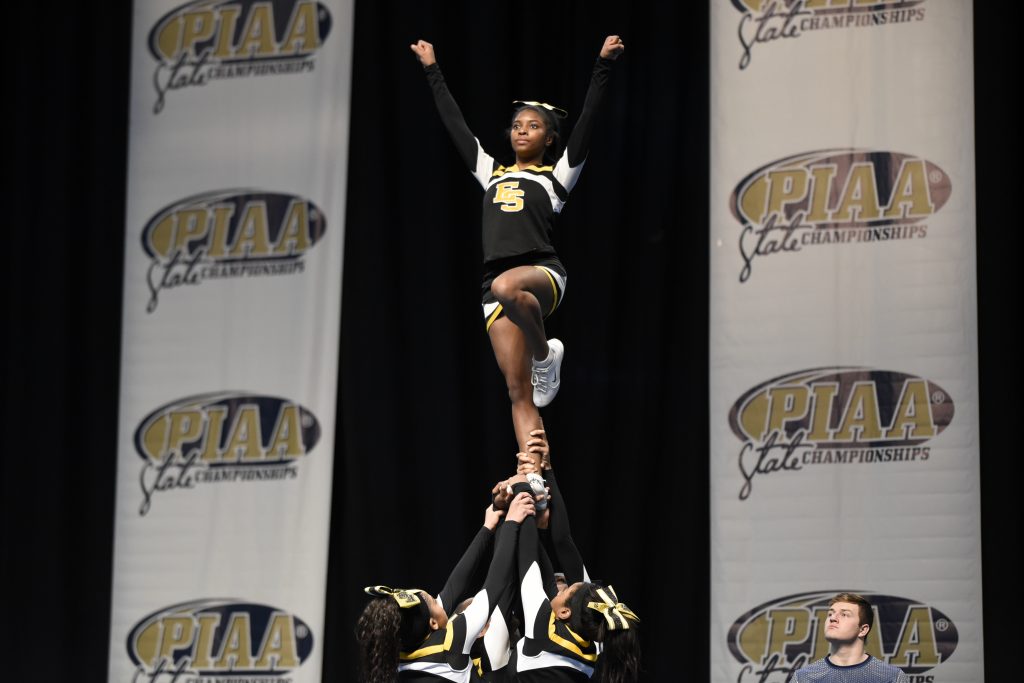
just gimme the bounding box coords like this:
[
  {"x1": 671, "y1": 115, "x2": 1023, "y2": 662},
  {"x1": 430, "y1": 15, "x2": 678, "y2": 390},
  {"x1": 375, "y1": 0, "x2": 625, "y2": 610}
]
[
  {"x1": 553, "y1": 153, "x2": 585, "y2": 193},
  {"x1": 516, "y1": 638, "x2": 595, "y2": 677},
  {"x1": 483, "y1": 604, "x2": 511, "y2": 670},
  {"x1": 534, "y1": 266, "x2": 566, "y2": 299},
  {"x1": 472, "y1": 140, "x2": 496, "y2": 188},
  {"x1": 520, "y1": 561, "x2": 545, "y2": 639},
  {"x1": 460, "y1": 588, "x2": 492, "y2": 655},
  {"x1": 398, "y1": 659, "x2": 473, "y2": 682}
]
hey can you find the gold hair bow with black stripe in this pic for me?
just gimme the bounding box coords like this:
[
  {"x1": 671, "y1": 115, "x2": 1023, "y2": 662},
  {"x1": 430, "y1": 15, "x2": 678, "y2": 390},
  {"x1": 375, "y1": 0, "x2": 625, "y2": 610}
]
[
  {"x1": 586, "y1": 585, "x2": 640, "y2": 631},
  {"x1": 364, "y1": 585, "x2": 427, "y2": 609}
]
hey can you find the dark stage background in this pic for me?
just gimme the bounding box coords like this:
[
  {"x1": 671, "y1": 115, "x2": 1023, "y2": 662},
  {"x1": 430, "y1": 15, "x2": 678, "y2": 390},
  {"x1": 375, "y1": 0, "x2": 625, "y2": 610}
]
[{"x1": 4, "y1": 2, "x2": 1016, "y2": 681}]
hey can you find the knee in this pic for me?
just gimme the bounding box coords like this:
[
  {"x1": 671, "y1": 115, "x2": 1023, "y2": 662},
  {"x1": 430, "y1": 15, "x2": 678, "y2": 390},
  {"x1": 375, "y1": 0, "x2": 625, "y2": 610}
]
[{"x1": 490, "y1": 277, "x2": 520, "y2": 305}]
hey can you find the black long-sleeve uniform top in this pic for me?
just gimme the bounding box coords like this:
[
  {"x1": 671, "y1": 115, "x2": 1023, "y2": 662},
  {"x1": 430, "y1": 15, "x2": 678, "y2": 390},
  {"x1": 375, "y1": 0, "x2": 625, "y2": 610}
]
[
  {"x1": 399, "y1": 522, "x2": 521, "y2": 682},
  {"x1": 467, "y1": 579, "x2": 517, "y2": 682},
  {"x1": 437, "y1": 525, "x2": 495, "y2": 617},
  {"x1": 467, "y1": 469, "x2": 588, "y2": 682},
  {"x1": 515, "y1": 513, "x2": 598, "y2": 681},
  {"x1": 423, "y1": 58, "x2": 615, "y2": 265}
]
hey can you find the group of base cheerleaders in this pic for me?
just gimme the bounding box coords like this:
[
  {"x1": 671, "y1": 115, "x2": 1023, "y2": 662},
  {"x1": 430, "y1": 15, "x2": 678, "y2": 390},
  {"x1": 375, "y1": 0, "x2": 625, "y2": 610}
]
[{"x1": 356, "y1": 35, "x2": 641, "y2": 682}]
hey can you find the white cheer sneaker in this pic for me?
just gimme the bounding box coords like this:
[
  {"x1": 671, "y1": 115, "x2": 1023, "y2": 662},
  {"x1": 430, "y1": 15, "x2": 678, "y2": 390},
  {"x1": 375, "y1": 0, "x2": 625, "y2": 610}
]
[{"x1": 531, "y1": 338, "x2": 564, "y2": 408}]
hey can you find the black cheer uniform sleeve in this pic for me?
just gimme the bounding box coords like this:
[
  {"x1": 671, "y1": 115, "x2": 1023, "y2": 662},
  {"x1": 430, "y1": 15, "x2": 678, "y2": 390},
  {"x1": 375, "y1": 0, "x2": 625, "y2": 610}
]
[
  {"x1": 438, "y1": 525, "x2": 495, "y2": 615},
  {"x1": 563, "y1": 57, "x2": 615, "y2": 168},
  {"x1": 543, "y1": 468, "x2": 588, "y2": 586},
  {"x1": 465, "y1": 521, "x2": 522, "y2": 679},
  {"x1": 423, "y1": 62, "x2": 480, "y2": 171},
  {"x1": 515, "y1": 504, "x2": 600, "y2": 678},
  {"x1": 516, "y1": 513, "x2": 554, "y2": 642},
  {"x1": 458, "y1": 519, "x2": 521, "y2": 657}
]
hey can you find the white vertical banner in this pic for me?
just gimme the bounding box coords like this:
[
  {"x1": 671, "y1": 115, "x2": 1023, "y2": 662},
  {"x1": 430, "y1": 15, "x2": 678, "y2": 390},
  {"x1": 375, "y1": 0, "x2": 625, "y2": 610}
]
[
  {"x1": 710, "y1": 2, "x2": 980, "y2": 682},
  {"x1": 108, "y1": 1, "x2": 352, "y2": 681}
]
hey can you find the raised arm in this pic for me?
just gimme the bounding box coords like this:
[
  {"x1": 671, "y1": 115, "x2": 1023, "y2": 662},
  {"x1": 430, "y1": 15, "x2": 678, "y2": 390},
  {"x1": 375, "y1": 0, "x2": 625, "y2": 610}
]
[
  {"x1": 540, "y1": 467, "x2": 589, "y2": 585},
  {"x1": 517, "y1": 430, "x2": 589, "y2": 584},
  {"x1": 475, "y1": 579, "x2": 517, "y2": 675},
  {"x1": 516, "y1": 494, "x2": 556, "y2": 643},
  {"x1": 459, "y1": 492, "x2": 533, "y2": 655},
  {"x1": 410, "y1": 39, "x2": 485, "y2": 173},
  {"x1": 437, "y1": 504, "x2": 503, "y2": 615},
  {"x1": 558, "y1": 35, "x2": 624, "y2": 183}
]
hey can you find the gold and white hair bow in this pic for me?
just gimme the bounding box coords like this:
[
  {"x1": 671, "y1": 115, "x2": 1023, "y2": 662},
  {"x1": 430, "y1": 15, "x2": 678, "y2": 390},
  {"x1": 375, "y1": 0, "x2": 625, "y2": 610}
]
[
  {"x1": 512, "y1": 100, "x2": 568, "y2": 118},
  {"x1": 364, "y1": 585, "x2": 427, "y2": 609},
  {"x1": 586, "y1": 585, "x2": 640, "y2": 630}
]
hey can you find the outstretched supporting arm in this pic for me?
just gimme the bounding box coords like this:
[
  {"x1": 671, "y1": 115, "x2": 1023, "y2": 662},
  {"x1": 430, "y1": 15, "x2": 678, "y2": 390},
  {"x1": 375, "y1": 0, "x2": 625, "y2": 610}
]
[
  {"x1": 459, "y1": 493, "x2": 535, "y2": 651},
  {"x1": 517, "y1": 429, "x2": 589, "y2": 585},
  {"x1": 437, "y1": 504, "x2": 504, "y2": 615}
]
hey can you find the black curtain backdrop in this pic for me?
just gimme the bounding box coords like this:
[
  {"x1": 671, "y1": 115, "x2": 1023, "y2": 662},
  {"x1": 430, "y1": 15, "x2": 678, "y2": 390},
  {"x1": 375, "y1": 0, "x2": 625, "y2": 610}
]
[{"x1": 4, "y1": 2, "x2": 1016, "y2": 681}]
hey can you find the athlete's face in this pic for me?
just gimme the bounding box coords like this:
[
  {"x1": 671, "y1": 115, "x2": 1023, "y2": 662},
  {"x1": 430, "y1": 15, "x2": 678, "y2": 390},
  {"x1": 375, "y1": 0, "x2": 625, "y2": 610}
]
[
  {"x1": 510, "y1": 109, "x2": 552, "y2": 161},
  {"x1": 824, "y1": 601, "x2": 868, "y2": 644},
  {"x1": 550, "y1": 580, "x2": 584, "y2": 621},
  {"x1": 420, "y1": 591, "x2": 448, "y2": 631}
]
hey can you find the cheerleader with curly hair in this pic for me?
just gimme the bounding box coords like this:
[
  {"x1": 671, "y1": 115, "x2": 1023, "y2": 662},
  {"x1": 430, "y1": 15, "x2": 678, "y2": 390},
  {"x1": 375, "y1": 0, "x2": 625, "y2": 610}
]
[{"x1": 355, "y1": 494, "x2": 536, "y2": 682}]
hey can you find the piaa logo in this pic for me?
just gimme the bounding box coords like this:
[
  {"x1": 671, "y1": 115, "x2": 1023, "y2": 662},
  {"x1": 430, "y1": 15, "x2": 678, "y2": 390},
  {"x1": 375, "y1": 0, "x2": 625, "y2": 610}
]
[
  {"x1": 730, "y1": 149, "x2": 951, "y2": 282},
  {"x1": 133, "y1": 392, "x2": 321, "y2": 515},
  {"x1": 731, "y1": 0, "x2": 927, "y2": 69},
  {"x1": 729, "y1": 368, "x2": 953, "y2": 500},
  {"x1": 141, "y1": 190, "x2": 326, "y2": 312},
  {"x1": 127, "y1": 599, "x2": 314, "y2": 681},
  {"x1": 149, "y1": 0, "x2": 332, "y2": 112},
  {"x1": 728, "y1": 590, "x2": 958, "y2": 682}
]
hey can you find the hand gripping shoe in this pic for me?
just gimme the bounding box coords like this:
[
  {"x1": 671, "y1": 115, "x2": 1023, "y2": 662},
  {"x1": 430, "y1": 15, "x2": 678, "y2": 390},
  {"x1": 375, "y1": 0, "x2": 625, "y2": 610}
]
[{"x1": 526, "y1": 472, "x2": 548, "y2": 511}]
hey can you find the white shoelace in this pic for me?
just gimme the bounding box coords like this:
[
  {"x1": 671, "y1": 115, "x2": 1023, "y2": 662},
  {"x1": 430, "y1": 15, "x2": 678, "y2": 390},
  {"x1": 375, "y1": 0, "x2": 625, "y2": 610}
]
[{"x1": 531, "y1": 364, "x2": 552, "y2": 391}]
